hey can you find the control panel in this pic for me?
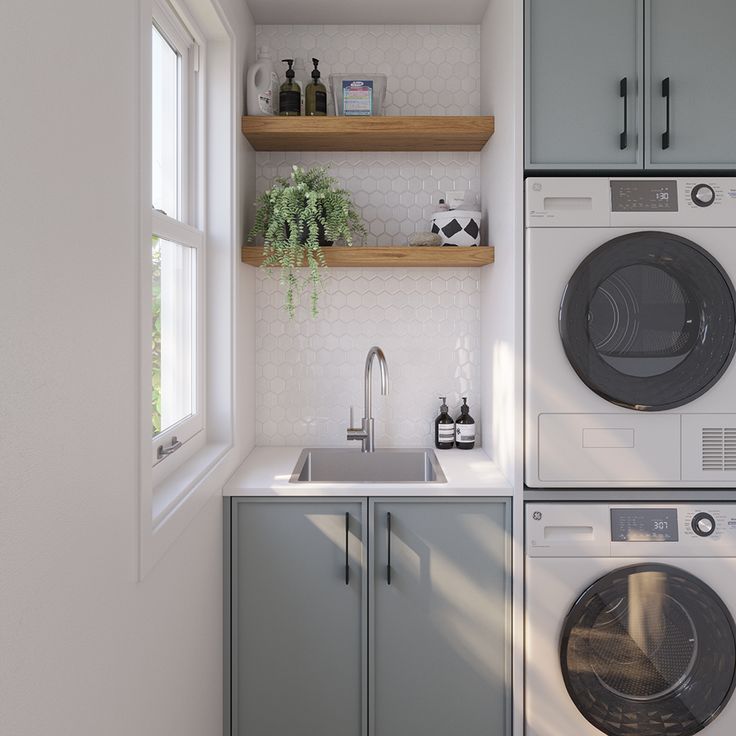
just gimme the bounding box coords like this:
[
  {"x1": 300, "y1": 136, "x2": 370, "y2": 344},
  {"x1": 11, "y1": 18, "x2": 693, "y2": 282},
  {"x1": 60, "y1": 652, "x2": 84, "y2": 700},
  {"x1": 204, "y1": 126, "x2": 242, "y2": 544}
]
[
  {"x1": 527, "y1": 503, "x2": 736, "y2": 557},
  {"x1": 525, "y1": 177, "x2": 736, "y2": 228}
]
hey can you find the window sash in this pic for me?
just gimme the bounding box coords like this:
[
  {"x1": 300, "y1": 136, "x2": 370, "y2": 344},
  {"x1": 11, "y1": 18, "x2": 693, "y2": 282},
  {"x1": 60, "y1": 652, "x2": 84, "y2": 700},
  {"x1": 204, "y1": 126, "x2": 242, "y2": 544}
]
[
  {"x1": 151, "y1": 210, "x2": 204, "y2": 469},
  {"x1": 152, "y1": 0, "x2": 196, "y2": 226}
]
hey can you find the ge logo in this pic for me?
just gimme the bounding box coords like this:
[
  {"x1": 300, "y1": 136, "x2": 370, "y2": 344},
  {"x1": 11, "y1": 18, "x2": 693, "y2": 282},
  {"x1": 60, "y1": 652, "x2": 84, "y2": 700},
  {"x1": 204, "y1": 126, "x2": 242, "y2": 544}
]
[
  {"x1": 532, "y1": 183, "x2": 542, "y2": 192},
  {"x1": 532, "y1": 511, "x2": 543, "y2": 521}
]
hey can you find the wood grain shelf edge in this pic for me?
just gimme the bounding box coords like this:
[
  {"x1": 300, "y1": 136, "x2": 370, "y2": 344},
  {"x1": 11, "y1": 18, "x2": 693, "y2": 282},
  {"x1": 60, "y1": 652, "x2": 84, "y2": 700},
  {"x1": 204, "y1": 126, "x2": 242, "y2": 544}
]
[
  {"x1": 241, "y1": 115, "x2": 495, "y2": 152},
  {"x1": 241, "y1": 246, "x2": 495, "y2": 268}
]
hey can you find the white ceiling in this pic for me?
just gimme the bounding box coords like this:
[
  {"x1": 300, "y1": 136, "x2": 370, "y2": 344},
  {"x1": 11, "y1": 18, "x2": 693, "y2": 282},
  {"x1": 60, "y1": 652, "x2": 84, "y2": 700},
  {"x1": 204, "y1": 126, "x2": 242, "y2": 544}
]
[{"x1": 246, "y1": 0, "x2": 490, "y2": 26}]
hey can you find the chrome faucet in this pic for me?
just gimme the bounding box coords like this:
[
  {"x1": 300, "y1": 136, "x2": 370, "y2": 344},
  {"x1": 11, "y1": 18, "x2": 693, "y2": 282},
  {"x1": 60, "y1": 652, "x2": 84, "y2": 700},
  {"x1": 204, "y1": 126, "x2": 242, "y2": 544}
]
[{"x1": 347, "y1": 346, "x2": 389, "y2": 452}]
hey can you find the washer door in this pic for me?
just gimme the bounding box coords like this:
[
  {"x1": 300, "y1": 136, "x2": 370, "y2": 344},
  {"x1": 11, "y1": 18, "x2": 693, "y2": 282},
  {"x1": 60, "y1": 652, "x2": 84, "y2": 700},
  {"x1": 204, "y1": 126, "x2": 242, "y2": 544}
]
[
  {"x1": 560, "y1": 231, "x2": 736, "y2": 410},
  {"x1": 561, "y1": 563, "x2": 736, "y2": 736}
]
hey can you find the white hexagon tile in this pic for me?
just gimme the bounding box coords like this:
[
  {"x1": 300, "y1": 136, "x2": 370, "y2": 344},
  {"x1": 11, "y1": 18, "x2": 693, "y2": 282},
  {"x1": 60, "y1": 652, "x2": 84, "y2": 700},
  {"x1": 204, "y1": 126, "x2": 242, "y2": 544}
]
[
  {"x1": 253, "y1": 25, "x2": 483, "y2": 447},
  {"x1": 255, "y1": 268, "x2": 481, "y2": 447},
  {"x1": 255, "y1": 151, "x2": 481, "y2": 245},
  {"x1": 256, "y1": 25, "x2": 480, "y2": 116}
]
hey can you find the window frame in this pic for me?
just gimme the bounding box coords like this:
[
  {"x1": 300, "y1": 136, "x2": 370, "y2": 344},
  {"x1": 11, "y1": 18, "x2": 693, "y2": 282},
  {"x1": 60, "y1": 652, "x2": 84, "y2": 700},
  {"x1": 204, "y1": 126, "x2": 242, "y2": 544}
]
[
  {"x1": 138, "y1": 0, "x2": 238, "y2": 579},
  {"x1": 150, "y1": 0, "x2": 205, "y2": 478}
]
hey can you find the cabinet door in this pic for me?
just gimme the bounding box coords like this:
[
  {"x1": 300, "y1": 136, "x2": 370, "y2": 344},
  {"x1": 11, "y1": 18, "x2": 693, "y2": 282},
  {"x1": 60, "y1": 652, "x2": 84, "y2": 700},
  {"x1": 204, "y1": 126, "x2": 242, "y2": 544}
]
[
  {"x1": 231, "y1": 499, "x2": 366, "y2": 736},
  {"x1": 526, "y1": 0, "x2": 643, "y2": 169},
  {"x1": 370, "y1": 499, "x2": 510, "y2": 736},
  {"x1": 647, "y1": 0, "x2": 736, "y2": 169}
]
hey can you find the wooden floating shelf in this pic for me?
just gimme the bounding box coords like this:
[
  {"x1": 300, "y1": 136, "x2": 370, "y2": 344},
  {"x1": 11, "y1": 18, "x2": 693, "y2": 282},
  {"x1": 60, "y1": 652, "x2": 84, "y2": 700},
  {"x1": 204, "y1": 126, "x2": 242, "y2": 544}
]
[
  {"x1": 242, "y1": 115, "x2": 495, "y2": 152},
  {"x1": 242, "y1": 246, "x2": 494, "y2": 268}
]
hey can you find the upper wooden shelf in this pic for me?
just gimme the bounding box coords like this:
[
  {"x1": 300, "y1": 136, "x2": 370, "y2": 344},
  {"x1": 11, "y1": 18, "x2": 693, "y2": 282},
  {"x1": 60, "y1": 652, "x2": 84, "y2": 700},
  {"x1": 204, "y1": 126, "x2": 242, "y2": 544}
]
[
  {"x1": 242, "y1": 246, "x2": 494, "y2": 268},
  {"x1": 241, "y1": 116, "x2": 495, "y2": 152}
]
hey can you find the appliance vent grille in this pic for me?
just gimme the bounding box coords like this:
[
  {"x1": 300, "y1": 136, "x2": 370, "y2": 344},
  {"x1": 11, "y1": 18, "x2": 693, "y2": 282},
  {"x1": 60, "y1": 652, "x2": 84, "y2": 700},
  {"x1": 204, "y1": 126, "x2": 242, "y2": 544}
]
[{"x1": 702, "y1": 428, "x2": 736, "y2": 471}]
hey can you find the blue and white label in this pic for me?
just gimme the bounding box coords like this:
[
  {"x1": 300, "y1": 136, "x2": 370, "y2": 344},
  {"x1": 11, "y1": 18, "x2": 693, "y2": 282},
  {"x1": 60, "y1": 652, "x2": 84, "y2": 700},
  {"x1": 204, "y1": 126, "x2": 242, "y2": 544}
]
[{"x1": 343, "y1": 80, "x2": 373, "y2": 116}]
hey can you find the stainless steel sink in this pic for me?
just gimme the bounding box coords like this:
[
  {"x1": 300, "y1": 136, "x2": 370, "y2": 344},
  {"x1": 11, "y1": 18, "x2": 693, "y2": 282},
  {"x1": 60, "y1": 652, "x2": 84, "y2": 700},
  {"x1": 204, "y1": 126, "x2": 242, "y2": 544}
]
[{"x1": 290, "y1": 448, "x2": 447, "y2": 484}]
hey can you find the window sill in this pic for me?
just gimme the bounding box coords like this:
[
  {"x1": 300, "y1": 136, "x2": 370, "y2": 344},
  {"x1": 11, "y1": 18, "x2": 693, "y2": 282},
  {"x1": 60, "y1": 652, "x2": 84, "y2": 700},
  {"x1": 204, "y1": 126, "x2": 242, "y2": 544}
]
[{"x1": 139, "y1": 440, "x2": 234, "y2": 578}]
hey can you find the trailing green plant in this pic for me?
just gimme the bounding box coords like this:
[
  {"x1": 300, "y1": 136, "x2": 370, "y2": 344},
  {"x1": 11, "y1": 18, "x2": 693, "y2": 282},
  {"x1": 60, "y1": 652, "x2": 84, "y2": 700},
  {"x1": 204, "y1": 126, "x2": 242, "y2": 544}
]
[{"x1": 249, "y1": 165, "x2": 366, "y2": 317}]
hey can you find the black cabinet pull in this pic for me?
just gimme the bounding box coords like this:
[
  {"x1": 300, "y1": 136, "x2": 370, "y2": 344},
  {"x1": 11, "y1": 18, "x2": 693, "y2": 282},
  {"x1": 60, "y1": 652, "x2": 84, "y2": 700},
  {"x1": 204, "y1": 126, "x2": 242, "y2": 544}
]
[
  {"x1": 344, "y1": 512, "x2": 350, "y2": 585},
  {"x1": 662, "y1": 77, "x2": 671, "y2": 150},
  {"x1": 619, "y1": 77, "x2": 628, "y2": 150},
  {"x1": 386, "y1": 512, "x2": 392, "y2": 585}
]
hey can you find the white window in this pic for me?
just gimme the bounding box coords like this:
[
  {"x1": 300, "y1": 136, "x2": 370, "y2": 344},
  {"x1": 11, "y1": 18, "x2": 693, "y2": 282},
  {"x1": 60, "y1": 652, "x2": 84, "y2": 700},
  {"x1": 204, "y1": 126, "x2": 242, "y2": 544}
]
[
  {"x1": 139, "y1": 0, "x2": 236, "y2": 578},
  {"x1": 150, "y1": 0, "x2": 204, "y2": 473}
]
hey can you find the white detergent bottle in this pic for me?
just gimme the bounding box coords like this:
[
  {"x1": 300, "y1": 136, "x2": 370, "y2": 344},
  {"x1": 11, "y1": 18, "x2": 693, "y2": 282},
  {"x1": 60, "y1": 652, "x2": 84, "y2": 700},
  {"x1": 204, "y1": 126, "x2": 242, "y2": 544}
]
[{"x1": 247, "y1": 47, "x2": 279, "y2": 115}]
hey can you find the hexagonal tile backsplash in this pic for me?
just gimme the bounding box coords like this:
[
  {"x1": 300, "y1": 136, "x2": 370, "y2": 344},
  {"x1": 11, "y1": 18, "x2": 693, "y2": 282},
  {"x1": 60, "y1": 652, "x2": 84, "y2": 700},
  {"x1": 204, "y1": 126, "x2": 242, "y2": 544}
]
[
  {"x1": 256, "y1": 24, "x2": 480, "y2": 117},
  {"x1": 256, "y1": 268, "x2": 481, "y2": 447},
  {"x1": 255, "y1": 151, "x2": 481, "y2": 245},
  {"x1": 253, "y1": 26, "x2": 482, "y2": 447}
]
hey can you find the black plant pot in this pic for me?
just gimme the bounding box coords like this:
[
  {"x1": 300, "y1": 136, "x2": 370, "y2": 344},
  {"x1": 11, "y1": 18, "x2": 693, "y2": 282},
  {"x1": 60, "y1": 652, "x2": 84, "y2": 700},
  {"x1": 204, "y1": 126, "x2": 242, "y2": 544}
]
[{"x1": 286, "y1": 222, "x2": 334, "y2": 247}]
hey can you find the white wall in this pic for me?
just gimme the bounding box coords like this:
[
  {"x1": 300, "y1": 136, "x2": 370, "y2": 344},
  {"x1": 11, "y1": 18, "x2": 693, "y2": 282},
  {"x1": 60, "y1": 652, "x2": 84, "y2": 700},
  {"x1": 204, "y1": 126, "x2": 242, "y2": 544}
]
[
  {"x1": 0, "y1": 1, "x2": 254, "y2": 733},
  {"x1": 480, "y1": 0, "x2": 524, "y2": 485}
]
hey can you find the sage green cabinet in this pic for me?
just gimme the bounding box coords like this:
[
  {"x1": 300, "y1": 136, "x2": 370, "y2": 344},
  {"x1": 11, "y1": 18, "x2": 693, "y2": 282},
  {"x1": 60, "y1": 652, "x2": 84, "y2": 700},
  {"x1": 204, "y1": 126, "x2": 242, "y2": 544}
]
[
  {"x1": 370, "y1": 500, "x2": 510, "y2": 736},
  {"x1": 229, "y1": 499, "x2": 367, "y2": 736},
  {"x1": 227, "y1": 497, "x2": 510, "y2": 736},
  {"x1": 526, "y1": 0, "x2": 736, "y2": 170}
]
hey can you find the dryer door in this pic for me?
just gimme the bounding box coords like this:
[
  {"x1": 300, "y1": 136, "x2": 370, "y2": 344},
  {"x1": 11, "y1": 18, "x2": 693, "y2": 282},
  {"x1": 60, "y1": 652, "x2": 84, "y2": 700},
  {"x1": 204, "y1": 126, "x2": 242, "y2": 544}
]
[
  {"x1": 561, "y1": 563, "x2": 736, "y2": 736},
  {"x1": 560, "y1": 231, "x2": 736, "y2": 410}
]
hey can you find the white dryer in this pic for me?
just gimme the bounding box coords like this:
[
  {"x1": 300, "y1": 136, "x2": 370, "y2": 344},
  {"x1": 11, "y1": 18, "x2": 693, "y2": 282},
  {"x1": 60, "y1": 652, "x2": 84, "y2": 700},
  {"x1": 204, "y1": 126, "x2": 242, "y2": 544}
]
[
  {"x1": 526, "y1": 177, "x2": 736, "y2": 487},
  {"x1": 526, "y1": 502, "x2": 736, "y2": 736}
]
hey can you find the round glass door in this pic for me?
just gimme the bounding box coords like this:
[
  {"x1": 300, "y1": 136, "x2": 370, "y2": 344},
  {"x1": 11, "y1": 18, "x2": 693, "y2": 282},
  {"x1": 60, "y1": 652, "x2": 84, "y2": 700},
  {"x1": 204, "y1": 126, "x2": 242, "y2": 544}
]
[
  {"x1": 560, "y1": 231, "x2": 736, "y2": 410},
  {"x1": 561, "y1": 564, "x2": 736, "y2": 736}
]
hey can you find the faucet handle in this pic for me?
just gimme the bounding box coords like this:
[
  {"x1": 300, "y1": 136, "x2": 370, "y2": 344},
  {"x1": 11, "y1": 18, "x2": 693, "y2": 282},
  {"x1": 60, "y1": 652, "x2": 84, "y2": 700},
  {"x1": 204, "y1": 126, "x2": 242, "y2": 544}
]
[{"x1": 347, "y1": 405, "x2": 367, "y2": 442}]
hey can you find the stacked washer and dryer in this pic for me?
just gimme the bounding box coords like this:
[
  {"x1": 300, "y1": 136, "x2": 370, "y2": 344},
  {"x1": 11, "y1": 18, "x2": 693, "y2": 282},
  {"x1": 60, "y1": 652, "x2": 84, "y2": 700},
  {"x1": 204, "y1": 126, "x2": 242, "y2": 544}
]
[{"x1": 524, "y1": 178, "x2": 736, "y2": 736}]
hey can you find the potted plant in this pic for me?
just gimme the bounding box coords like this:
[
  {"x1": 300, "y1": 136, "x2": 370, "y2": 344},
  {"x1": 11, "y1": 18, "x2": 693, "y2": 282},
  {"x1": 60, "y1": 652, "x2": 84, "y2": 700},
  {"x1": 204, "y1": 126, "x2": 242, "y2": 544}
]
[{"x1": 250, "y1": 165, "x2": 366, "y2": 317}]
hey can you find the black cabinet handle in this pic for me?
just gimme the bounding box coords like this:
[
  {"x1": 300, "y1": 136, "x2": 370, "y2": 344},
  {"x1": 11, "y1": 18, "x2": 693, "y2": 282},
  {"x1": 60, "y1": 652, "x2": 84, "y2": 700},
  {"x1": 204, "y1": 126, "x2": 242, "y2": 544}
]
[
  {"x1": 344, "y1": 512, "x2": 350, "y2": 585},
  {"x1": 386, "y1": 512, "x2": 392, "y2": 585},
  {"x1": 662, "y1": 77, "x2": 671, "y2": 150},
  {"x1": 619, "y1": 77, "x2": 628, "y2": 150}
]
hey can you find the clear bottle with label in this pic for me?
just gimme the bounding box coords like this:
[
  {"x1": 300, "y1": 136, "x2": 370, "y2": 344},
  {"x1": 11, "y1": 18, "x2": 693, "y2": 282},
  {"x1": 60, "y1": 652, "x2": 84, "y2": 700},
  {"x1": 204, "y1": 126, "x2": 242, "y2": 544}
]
[
  {"x1": 279, "y1": 59, "x2": 301, "y2": 116},
  {"x1": 435, "y1": 397, "x2": 455, "y2": 450},
  {"x1": 305, "y1": 58, "x2": 328, "y2": 116},
  {"x1": 455, "y1": 398, "x2": 476, "y2": 450}
]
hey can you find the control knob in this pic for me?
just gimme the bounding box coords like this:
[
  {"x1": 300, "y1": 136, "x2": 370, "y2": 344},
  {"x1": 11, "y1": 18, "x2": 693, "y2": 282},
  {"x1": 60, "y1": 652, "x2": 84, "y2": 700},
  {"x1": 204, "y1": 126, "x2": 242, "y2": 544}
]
[
  {"x1": 691, "y1": 184, "x2": 716, "y2": 207},
  {"x1": 692, "y1": 512, "x2": 716, "y2": 537}
]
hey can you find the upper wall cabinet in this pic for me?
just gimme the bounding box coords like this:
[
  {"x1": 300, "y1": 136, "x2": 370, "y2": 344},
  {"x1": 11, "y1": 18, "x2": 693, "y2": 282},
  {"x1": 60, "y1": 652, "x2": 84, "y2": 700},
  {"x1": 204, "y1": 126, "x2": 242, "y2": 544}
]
[
  {"x1": 526, "y1": 0, "x2": 643, "y2": 170},
  {"x1": 646, "y1": 0, "x2": 736, "y2": 169},
  {"x1": 526, "y1": 0, "x2": 736, "y2": 171}
]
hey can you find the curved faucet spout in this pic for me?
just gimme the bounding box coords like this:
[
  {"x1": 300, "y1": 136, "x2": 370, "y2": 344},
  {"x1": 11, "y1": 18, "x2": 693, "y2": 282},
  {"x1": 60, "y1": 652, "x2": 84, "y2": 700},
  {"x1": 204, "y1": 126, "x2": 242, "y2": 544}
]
[
  {"x1": 364, "y1": 346, "x2": 389, "y2": 412},
  {"x1": 347, "y1": 346, "x2": 389, "y2": 452}
]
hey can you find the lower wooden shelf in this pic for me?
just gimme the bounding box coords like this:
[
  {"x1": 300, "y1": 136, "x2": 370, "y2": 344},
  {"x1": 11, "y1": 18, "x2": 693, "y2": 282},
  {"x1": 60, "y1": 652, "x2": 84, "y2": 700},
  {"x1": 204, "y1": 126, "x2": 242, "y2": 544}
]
[{"x1": 241, "y1": 246, "x2": 494, "y2": 268}]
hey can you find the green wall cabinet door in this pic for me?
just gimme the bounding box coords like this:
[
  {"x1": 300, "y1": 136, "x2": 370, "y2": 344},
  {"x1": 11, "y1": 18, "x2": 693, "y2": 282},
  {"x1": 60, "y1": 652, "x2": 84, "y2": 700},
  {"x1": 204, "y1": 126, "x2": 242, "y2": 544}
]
[
  {"x1": 526, "y1": 0, "x2": 644, "y2": 170},
  {"x1": 646, "y1": 0, "x2": 736, "y2": 169}
]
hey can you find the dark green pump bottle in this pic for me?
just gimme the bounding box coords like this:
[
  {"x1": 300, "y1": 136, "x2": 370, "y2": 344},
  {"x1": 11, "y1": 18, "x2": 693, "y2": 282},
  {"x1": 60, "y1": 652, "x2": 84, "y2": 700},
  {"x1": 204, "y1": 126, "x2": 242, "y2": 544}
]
[
  {"x1": 279, "y1": 59, "x2": 301, "y2": 116},
  {"x1": 305, "y1": 58, "x2": 327, "y2": 116}
]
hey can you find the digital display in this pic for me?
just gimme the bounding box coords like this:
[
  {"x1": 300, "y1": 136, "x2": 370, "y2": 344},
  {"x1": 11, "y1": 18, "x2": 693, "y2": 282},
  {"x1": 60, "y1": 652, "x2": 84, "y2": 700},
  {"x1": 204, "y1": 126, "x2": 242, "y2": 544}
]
[
  {"x1": 611, "y1": 180, "x2": 679, "y2": 212},
  {"x1": 611, "y1": 508, "x2": 679, "y2": 542}
]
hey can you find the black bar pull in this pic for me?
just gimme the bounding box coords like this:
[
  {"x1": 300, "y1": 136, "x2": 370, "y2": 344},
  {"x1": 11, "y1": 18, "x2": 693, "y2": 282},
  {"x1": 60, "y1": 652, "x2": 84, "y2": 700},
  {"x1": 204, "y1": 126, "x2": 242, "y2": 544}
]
[
  {"x1": 386, "y1": 512, "x2": 392, "y2": 585},
  {"x1": 619, "y1": 77, "x2": 628, "y2": 150},
  {"x1": 662, "y1": 77, "x2": 671, "y2": 150},
  {"x1": 344, "y1": 512, "x2": 350, "y2": 585}
]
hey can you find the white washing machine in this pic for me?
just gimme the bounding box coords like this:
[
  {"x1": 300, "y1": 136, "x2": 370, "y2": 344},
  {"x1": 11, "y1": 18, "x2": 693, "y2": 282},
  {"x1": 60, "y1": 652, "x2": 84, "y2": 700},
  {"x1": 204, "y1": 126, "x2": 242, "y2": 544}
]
[
  {"x1": 526, "y1": 177, "x2": 736, "y2": 487},
  {"x1": 526, "y1": 502, "x2": 736, "y2": 736}
]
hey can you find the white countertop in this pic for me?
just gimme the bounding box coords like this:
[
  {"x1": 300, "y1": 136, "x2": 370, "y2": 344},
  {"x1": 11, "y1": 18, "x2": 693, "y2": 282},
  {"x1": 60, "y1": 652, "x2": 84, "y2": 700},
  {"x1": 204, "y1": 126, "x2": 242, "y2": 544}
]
[{"x1": 223, "y1": 446, "x2": 512, "y2": 496}]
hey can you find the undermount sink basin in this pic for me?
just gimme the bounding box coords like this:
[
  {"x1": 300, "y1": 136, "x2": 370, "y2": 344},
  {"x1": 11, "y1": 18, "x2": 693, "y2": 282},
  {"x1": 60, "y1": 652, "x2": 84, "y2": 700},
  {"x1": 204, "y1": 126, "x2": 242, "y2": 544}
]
[{"x1": 290, "y1": 448, "x2": 447, "y2": 484}]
